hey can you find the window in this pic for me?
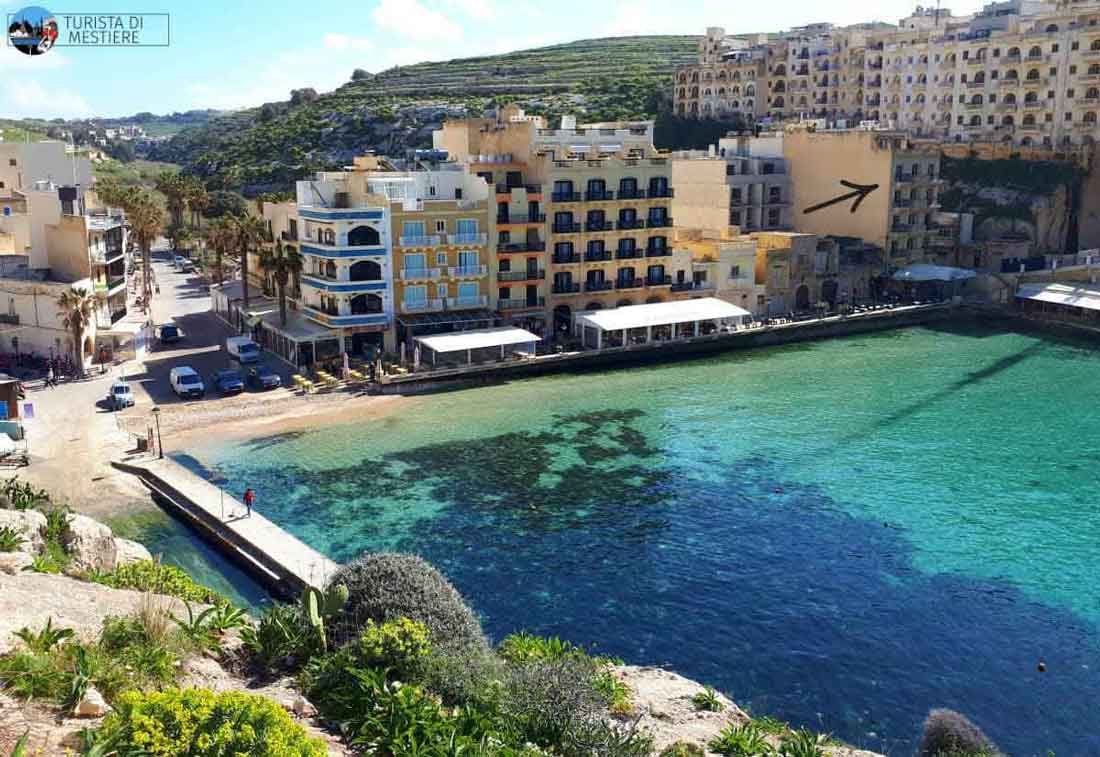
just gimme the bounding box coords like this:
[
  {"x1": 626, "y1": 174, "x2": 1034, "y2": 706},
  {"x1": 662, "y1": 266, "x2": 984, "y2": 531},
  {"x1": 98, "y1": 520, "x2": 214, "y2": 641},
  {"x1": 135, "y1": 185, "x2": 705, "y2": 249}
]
[
  {"x1": 457, "y1": 281, "x2": 478, "y2": 300},
  {"x1": 437, "y1": 283, "x2": 447, "y2": 298},
  {"x1": 435, "y1": 251, "x2": 447, "y2": 265},
  {"x1": 458, "y1": 250, "x2": 478, "y2": 268},
  {"x1": 456, "y1": 219, "x2": 478, "y2": 235},
  {"x1": 435, "y1": 220, "x2": 446, "y2": 233},
  {"x1": 404, "y1": 285, "x2": 428, "y2": 306},
  {"x1": 404, "y1": 253, "x2": 427, "y2": 272},
  {"x1": 7, "y1": 159, "x2": 14, "y2": 167},
  {"x1": 402, "y1": 220, "x2": 426, "y2": 239},
  {"x1": 729, "y1": 265, "x2": 741, "y2": 279},
  {"x1": 1066, "y1": 112, "x2": 1073, "y2": 121}
]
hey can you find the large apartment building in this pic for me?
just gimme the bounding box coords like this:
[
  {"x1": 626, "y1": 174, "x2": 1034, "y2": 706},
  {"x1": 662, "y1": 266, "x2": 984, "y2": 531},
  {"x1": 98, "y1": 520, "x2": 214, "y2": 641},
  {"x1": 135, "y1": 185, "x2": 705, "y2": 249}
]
[{"x1": 675, "y1": 0, "x2": 1100, "y2": 148}]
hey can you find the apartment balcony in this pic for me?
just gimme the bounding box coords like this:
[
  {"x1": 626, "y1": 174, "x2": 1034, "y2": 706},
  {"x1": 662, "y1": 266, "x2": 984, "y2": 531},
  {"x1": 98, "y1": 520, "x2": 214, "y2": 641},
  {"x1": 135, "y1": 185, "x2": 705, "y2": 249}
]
[
  {"x1": 552, "y1": 282, "x2": 581, "y2": 294},
  {"x1": 551, "y1": 192, "x2": 582, "y2": 203},
  {"x1": 499, "y1": 297, "x2": 545, "y2": 310},
  {"x1": 302, "y1": 306, "x2": 388, "y2": 327},
  {"x1": 400, "y1": 267, "x2": 442, "y2": 281},
  {"x1": 891, "y1": 223, "x2": 912, "y2": 233},
  {"x1": 448, "y1": 265, "x2": 488, "y2": 278},
  {"x1": 1084, "y1": 49, "x2": 1100, "y2": 60},
  {"x1": 646, "y1": 247, "x2": 672, "y2": 257},
  {"x1": 552, "y1": 253, "x2": 581, "y2": 264},
  {"x1": 892, "y1": 198, "x2": 912, "y2": 208},
  {"x1": 0, "y1": 314, "x2": 19, "y2": 326},
  {"x1": 584, "y1": 191, "x2": 616, "y2": 202},
  {"x1": 617, "y1": 219, "x2": 646, "y2": 230},
  {"x1": 998, "y1": 78, "x2": 1020, "y2": 87},
  {"x1": 646, "y1": 275, "x2": 673, "y2": 287},
  {"x1": 496, "y1": 183, "x2": 542, "y2": 195},
  {"x1": 301, "y1": 274, "x2": 386, "y2": 293},
  {"x1": 646, "y1": 217, "x2": 673, "y2": 228},
  {"x1": 964, "y1": 81, "x2": 987, "y2": 89},
  {"x1": 965, "y1": 57, "x2": 988, "y2": 67},
  {"x1": 448, "y1": 232, "x2": 488, "y2": 246},
  {"x1": 997, "y1": 102, "x2": 1019, "y2": 111},
  {"x1": 1023, "y1": 100, "x2": 1045, "y2": 110},
  {"x1": 497, "y1": 269, "x2": 546, "y2": 282},
  {"x1": 398, "y1": 234, "x2": 442, "y2": 248},
  {"x1": 94, "y1": 276, "x2": 127, "y2": 294},
  {"x1": 498, "y1": 241, "x2": 546, "y2": 253},
  {"x1": 964, "y1": 101, "x2": 985, "y2": 110},
  {"x1": 585, "y1": 221, "x2": 614, "y2": 232},
  {"x1": 1021, "y1": 77, "x2": 1047, "y2": 88},
  {"x1": 497, "y1": 214, "x2": 546, "y2": 225},
  {"x1": 616, "y1": 249, "x2": 644, "y2": 260},
  {"x1": 584, "y1": 251, "x2": 614, "y2": 262},
  {"x1": 648, "y1": 188, "x2": 674, "y2": 198},
  {"x1": 448, "y1": 295, "x2": 489, "y2": 309},
  {"x1": 584, "y1": 281, "x2": 613, "y2": 292},
  {"x1": 552, "y1": 222, "x2": 582, "y2": 234},
  {"x1": 938, "y1": 80, "x2": 954, "y2": 88},
  {"x1": 402, "y1": 299, "x2": 446, "y2": 314},
  {"x1": 618, "y1": 189, "x2": 647, "y2": 200},
  {"x1": 671, "y1": 281, "x2": 715, "y2": 293},
  {"x1": 1076, "y1": 97, "x2": 1100, "y2": 106}
]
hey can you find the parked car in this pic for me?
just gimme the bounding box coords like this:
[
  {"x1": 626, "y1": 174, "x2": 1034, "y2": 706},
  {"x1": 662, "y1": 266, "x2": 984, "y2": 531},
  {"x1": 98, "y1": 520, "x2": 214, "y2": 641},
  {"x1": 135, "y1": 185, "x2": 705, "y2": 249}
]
[
  {"x1": 178, "y1": 258, "x2": 195, "y2": 273},
  {"x1": 172, "y1": 255, "x2": 186, "y2": 269},
  {"x1": 211, "y1": 369, "x2": 245, "y2": 395},
  {"x1": 226, "y1": 336, "x2": 261, "y2": 364},
  {"x1": 247, "y1": 365, "x2": 282, "y2": 390},
  {"x1": 158, "y1": 324, "x2": 182, "y2": 345},
  {"x1": 106, "y1": 381, "x2": 134, "y2": 410},
  {"x1": 169, "y1": 366, "x2": 204, "y2": 399}
]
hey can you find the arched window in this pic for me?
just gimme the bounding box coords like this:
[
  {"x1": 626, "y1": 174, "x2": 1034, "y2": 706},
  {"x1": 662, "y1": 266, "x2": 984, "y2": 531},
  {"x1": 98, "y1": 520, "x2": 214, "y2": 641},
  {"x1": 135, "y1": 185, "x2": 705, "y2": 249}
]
[
  {"x1": 1002, "y1": 115, "x2": 1014, "y2": 125},
  {"x1": 774, "y1": 81, "x2": 786, "y2": 92},
  {"x1": 1007, "y1": 47, "x2": 1020, "y2": 58},
  {"x1": 746, "y1": 85, "x2": 755, "y2": 97},
  {"x1": 690, "y1": 86, "x2": 699, "y2": 98},
  {"x1": 773, "y1": 96, "x2": 785, "y2": 107},
  {"x1": 717, "y1": 87, "x2": 725, "y2": 96},
  {"x1": 1004, "y1": 69, "x2": 1018, "y2": 80},
  {"x1": 970, "y1": 115, "x2": 981, "y2": 126},
  {"x1": 347, "y1": 225, "x2": 380, "y2": 246},
  {"x1": 974, "y1": 71, "x2": 985, "y2": 84},
  {"x1": 1088, "y1": 88, "x2": 1100, "y2": 100},
  {"x1": 349, "y1": 260, "x2": 381, "y2": 281},
  {"x1": 1045, "y1": 24, "x2": 1058, "y2": 33},
  {"x1": 349, "y1": 293, "x2": 383, "y2": 315},
  {"x1": 1028, "y1": 46, "x2": 1042, "y2": 59},
  {"x1": 717, "y1": 70, "x2": 727, "y2": 80},
  {"x1": 1093, "y1": 40, "x2": 1100, "y2": 52},
  {"x1": 678, "y1": 74, "x2": 686, "y2": 83},
  {"x1": 1026, "y1": 68, "x2": 1040, "y2": 80},
  {"x1": 1025, "y1": 91, "x2": 1038, "y2": 103},
  {"x1": 1023, "y1": 114, "x2": 1036, "y2": 125},
  {"x1": 1004, "y1": 93, "x2": 1017, "y2": 104},
  {"x1": 774, "y1": 64, "x2": 786, "y2": 75},
  {"x1": 1090, "y1": 65, "x2": 1100, "y2": 75},
  {"x1": 972, "y1": 94, "x2": 983, "y2": 105},
  {"x1": 324, "y1": 260, "x2": 337, "y2": 278},
  {"x1": 1085, "y1": 112, "x2": 1098, "y2": 124},
  {"x1": 324, "y1": 229, "x2": 336, "y2": 245}
]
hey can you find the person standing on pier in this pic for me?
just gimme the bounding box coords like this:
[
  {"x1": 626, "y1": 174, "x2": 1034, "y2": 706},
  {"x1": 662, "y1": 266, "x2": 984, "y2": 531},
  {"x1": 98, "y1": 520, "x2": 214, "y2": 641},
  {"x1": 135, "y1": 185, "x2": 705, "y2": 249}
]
[{"x1": 243, "y1": 487, "x2": 255, "y2": 518}]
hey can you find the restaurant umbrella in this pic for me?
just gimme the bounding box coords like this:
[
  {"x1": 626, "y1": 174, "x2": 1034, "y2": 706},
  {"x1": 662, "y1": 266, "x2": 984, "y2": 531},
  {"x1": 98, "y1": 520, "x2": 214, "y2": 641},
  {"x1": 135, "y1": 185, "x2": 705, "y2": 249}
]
[{"x1": 342, "y1": 352, "x2": 350, "y2": 381}]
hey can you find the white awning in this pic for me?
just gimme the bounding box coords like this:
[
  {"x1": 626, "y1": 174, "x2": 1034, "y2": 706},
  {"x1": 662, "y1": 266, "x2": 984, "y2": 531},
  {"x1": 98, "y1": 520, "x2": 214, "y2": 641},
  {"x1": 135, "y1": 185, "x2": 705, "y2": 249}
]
[
  {"x1": 892, "y1": 264, "x2": 977, "y2": 282},
  {"x1": 575, "y1": 298, "x2": 751, "y2": 332},
  {"x1": 1016, "y1": 282, "x2": 1100, "y2": 312},
  {"x1": 415, "y1": 327, "x2": 541, "y2": 354}
]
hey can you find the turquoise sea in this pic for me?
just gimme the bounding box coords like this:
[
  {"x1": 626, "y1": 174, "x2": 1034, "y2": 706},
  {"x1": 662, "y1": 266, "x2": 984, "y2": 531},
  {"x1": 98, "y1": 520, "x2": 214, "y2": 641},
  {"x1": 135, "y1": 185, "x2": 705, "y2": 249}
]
[{"x1": 148, "y1": 322, "x2": 1099, "y2": 755}]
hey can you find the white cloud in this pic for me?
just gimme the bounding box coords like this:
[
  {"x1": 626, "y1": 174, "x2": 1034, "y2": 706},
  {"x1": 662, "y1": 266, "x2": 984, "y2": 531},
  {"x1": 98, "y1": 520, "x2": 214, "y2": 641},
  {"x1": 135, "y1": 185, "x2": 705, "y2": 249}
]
[
  {"x1": 444, "y1": 0, "x2": 495, "y2": 20},
  {"x1": 323, "y1": 33, "x2": 374, "y2": 52},
  {"x1": 371, "y1": 0, "x2": 463, "y2": 42},
  {"x1": 1, "y1": 78, "x2": 92, "y2": 118}
]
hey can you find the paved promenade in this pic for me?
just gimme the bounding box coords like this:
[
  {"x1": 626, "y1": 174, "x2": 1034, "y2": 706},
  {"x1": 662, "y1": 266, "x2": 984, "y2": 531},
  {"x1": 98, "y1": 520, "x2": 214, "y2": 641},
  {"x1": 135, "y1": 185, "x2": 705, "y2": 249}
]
[{"x1": 114, "y1": 455, "x2": 339, "y2": 595}]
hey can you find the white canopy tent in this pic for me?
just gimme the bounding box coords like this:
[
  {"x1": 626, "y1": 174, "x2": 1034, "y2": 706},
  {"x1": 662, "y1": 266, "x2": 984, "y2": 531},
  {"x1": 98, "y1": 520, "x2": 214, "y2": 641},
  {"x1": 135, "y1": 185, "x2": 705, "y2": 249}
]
[
  {"x1": 1016, "y1": 282, "x2": 1100, "y2": 312},
  {"x1": 892, "y1": 264, "x2": 977, "y2": 282},
  {"x1": 414, "y1": 327, "x2": 541, "y2": 367},
  {"x1": 574, "y1": 298, "x2": 752, "y2": 349}
]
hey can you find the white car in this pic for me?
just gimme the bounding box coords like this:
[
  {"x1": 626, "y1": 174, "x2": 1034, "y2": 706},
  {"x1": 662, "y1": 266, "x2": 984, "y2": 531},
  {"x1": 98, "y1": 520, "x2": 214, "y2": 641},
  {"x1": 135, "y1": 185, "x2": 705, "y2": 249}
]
[
  {"x1": 107, "y1": 381, "x2": 134, "y2": 410},
  {"x1": 172, "y1": 255, "x2": 186, "y2": 269},
  {"x1": 169, "y1": 366, "x2": 205, "y2": 399}
]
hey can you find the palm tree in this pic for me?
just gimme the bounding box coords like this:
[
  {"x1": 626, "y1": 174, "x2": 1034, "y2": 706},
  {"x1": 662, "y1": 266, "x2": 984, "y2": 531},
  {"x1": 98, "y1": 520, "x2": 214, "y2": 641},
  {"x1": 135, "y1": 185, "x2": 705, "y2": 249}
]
[
  {"x1": 56, "y1": 287, "x2": 95, "y2": 375},
  {"x1": 155, "y1": 171, "x2": 186, "y2": 228},
  {"x1": 126, "y1": 193, "x2": 166, "y2": 308},
  {"x1": 259, "y1": 240, "x2": 303, "y2": 327},
  {"x1": 229, "y1": 213, "x2": 268, "y2": 312},
  {"x1": 183, "y1": 176, "x2": 208, "y2": 229},
  {"x1": 204, "y1": 217, "x2": 232, "y2": 285}
]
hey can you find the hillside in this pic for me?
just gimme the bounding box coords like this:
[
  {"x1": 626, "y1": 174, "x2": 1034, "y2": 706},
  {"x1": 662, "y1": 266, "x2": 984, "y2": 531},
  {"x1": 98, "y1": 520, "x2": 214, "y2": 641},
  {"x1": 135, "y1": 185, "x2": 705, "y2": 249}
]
[{"x1": 147, "y1": 35, "x2": 699, "y2": 195}]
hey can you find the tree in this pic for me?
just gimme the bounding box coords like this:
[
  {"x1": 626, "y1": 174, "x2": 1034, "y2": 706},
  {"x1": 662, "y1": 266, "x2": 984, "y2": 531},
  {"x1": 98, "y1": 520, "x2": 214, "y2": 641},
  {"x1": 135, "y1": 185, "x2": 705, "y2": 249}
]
[
  {"x1": 181, "y1": 175, "x2": 208, "y2": 229},
  {"x1": 203, "y1": 190, "x2": 248, "y2": 219},
  {"x1": 56, "y1": 287, "x2": 95, "y2": 374},
  {"x1": 258, "y1": 240, "x2": 303, "y2": 326},
  {"x1": 229, "y1": 213, "x2": 268, "y2": 311},
  {"x1": 125, "y1": 193, "x2": 166, "y2": 309},
  {"x1": 155, "y1": 170, "x2": 186, "y2": 228},
  {"x1": 204, "y1": 217, "x2": 233, "y2": 285},
  {"x1": 290, "y1": 88, "x2": 319, "y2": 106},
  {"x1": 351, "y1": 68, "x2": 370, "y2": 81}
]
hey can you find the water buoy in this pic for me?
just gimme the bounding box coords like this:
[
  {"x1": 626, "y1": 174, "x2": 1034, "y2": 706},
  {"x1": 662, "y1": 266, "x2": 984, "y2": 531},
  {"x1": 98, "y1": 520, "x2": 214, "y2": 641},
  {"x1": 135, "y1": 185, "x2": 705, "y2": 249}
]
[{"x1": 1037, "y1": 661, "x2": 1046, "y2": 673}]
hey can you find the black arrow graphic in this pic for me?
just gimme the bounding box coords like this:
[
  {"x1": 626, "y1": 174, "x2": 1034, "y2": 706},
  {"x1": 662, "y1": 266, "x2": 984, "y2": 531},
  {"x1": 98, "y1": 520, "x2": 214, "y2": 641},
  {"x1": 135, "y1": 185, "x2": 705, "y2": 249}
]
[{"x1": 803, "y1": 180, "x2": 879, "y2": 215}]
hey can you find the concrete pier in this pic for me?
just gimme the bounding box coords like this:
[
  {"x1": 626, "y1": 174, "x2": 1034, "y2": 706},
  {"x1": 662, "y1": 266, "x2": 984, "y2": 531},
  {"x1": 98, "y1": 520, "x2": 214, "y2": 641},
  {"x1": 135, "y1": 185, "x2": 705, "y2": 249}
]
[{"x1": 113, "y1": 457, "x2": 339, "y2": 599}]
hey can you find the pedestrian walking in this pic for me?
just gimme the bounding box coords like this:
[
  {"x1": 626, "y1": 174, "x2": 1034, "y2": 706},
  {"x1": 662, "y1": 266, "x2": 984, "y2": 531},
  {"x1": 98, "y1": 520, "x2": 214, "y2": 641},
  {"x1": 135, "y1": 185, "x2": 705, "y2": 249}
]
[
  {"x1": 243, "y1": 487, "x2": 255, "y2": 518},
  {"x1": 45, "y1": 366, "x2": 54, "y2": 389}
]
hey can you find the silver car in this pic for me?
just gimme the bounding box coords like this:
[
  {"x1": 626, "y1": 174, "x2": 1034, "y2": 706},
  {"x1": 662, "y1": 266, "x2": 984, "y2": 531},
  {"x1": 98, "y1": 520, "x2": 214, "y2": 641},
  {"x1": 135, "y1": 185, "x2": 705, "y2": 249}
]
[{"x1": 107, "y1": 381, "x2": 135, "y2": 410}]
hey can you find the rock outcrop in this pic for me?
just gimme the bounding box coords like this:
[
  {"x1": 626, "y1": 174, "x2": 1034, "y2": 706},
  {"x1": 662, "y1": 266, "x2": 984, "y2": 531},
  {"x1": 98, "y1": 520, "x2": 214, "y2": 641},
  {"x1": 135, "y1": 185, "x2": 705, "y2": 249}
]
[
  {"x1": 62, "y1": 514, "x2": 152, "y2": 573},
  {"x1": 0, "y1": 509, "x2": 47, "y2": 554}
]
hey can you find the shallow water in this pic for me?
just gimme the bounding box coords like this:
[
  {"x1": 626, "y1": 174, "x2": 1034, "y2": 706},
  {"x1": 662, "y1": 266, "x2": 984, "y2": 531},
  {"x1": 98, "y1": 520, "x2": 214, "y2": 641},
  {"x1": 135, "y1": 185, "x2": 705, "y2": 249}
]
[{"x1": 149, "y1": 322, "x2": 1099, "y2": 755}]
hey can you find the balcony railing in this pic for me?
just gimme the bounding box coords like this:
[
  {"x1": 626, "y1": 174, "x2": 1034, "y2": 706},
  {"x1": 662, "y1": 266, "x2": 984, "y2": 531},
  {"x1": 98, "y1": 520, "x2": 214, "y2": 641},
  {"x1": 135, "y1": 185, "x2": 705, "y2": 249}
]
[
  {"x1": 0, "y1": 314, "x2": 19, "y2": 326},
  {"x1": 646, "y1": 217, "x2": 673, "y2": 228},
  {"x1": 398, "y1": 234, "x2": 441, "y2": 247},
  {"x1": 496, "y1": 183, "x2": 542, "y2": 194},
  {"x1": 551, "y1": 192, "x2": 582, "y2": 203},
  {"x1": 497, "y1": 269, "x2": 546, "y2": 282},
  {"x1": 646, "y1": 247, "x2": 672, "y2": 257},
  {"x1": 646, "y1": 275, "x2": 672, "y2": 286},
  {"x1": 671, "y1": 281, "x2": 715, "y2": 292},
  {"x1": 400, "y1": 267, "x2": 442, "y2": 281},
  {"x1": 448, "y1": 295, "x2": 488, "y2": 309},
  {"x1": 616, "y1": 249, "x2": 644, "y2": 260},
  {"x1": 648, "y1": 188, "x2": 674, "y2": 198},
  {"x1": 448, "y1": 232, "x2": 488, "y2": 246},
  {"x1": 617, "y1": 219, "x2": 645, "y2": 230},
  {"x1": 281, "y1": 230, "x2": 298, "y2": 241},
  {"x1": 585, "y1": 281, "x2": 613, "y2": 292},
  {"x1": 402, "y1": 299, "x2": 445, "y2": 313},
  {"x1": 618, "y1": 189, "x2": 646, "y2": 199},
  {"x1": 499, "y1": 297, "x2": 546, "y2": 310},
  {"x1": 552, "y1": 223, "x2": 582, "y2": 233},
  {"x1": 499, "y1": 241, "x2": 546, "y2": 253},
  {"x1": 585, "y1": 221, "x2": 614, "y2": 232},
  {"x1": 552, "y1": 282, "x2": 581, "y2": 294},
  {"x1": 552, "y1": 253, "x2": 581, "y2": 264},
  {"x1": 449, "y1": 265, "x2": 488, "y2": 278},
  {"x1": 585, "y1": 191, "x2": 616, "y2": 201},
  {"x1": 616, "y1": 278, "x2": 644, "y2": 290},
  {"x1": 585, "y1": 251, "x2": 613, "y2": 262},
  {"x1": 497, "y1": 214, "x2": 546, "y2": 225}
]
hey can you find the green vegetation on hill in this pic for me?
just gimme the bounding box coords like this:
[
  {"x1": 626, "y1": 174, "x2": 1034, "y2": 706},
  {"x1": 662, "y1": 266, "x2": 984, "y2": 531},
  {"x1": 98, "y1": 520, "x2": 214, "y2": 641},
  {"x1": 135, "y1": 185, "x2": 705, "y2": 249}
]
[{"x1": 148, "y1": 35, "x2": 700, "y2": 194}]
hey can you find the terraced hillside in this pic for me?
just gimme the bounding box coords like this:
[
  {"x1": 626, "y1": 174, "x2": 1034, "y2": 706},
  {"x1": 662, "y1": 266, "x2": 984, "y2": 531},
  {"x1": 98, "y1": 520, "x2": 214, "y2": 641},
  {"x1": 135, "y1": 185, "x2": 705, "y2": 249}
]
[{"x1": 147, "y1": 35, "x2": 699, "y2": 195}]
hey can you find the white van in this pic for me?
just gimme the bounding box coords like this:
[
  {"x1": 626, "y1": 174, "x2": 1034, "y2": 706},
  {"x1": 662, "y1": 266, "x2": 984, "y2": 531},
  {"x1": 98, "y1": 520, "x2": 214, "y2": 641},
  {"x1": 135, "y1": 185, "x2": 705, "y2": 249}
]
[
  {"x1": 226, "y1": 336, "x2": 262, "y2": 364},
  {"x1": 169, "y1": 366, "x2": 205, "y2": 399}
]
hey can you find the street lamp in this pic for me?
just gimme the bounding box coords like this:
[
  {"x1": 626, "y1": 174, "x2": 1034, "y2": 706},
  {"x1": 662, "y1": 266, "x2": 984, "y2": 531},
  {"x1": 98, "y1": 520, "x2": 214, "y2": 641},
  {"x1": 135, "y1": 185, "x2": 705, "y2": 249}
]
[{"x1": 151, "y1": 406, "x2": 163, "y2": 460}]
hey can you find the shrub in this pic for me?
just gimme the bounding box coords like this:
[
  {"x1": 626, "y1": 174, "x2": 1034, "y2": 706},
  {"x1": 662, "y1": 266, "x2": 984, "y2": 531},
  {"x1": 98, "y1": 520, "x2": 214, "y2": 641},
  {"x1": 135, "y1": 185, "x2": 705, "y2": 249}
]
[
  {"x1": 501, "y1": 657, "x2": 605, "y2": 748},
  {"x1": 0, "y1": 525, "x2": 23, "y2": 551},
  {"x1": 593, "y1": 668, "x2": 634, "y2": 717},
  {"x1": 13, "y1": 618, "x2": 74, "y2": 654},
  {"x1": 327, "y1": 553, "x2": 486, "y2": 654},
  {"x1": 94, "y1": 561, "x2": 226, "y2": 605},
  {"x1": 358, "y1": 617, "x2": 432, "y2": 679},
  {"x1": 660, "y1": 742, "x2": 706, "y2": 757},
  {"x1": 91, "y1": 688, "x2": 326, "y2": 756},
  {"x1": 1, "y1": 477, "x2": 50, "y2": 510},
  {"x1": 919, "y1": 709, "x2": 1001, "y2": 757},
  {"x1": 240, "y1": 603, "x2": 315, "y2": 671},
  {"x1": 417, "y1": 645, "x2": 506, "y2": 707},
  {"x1": 691, "y1": 685, "x2": 723, "y2": 712},
  {"x1": 709, "y1": 723, "x2": 775, "y2": 756},
  {"x1": 498, "y1": 632, "x2": 587, "y2": 664},
  {"x1": 779, "y1": 728, "x2": 826, "y2": 757}
]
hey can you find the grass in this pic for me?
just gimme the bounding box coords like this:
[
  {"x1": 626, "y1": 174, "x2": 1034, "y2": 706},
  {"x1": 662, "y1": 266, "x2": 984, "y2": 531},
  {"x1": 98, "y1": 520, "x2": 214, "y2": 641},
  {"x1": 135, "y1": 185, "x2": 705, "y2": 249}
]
[
  {"x1": 0, "y1": 525, "x2": 23, "y2": 552},
  {"x1": 691, "y1": 685, "x2": 724, "y2": 712}
]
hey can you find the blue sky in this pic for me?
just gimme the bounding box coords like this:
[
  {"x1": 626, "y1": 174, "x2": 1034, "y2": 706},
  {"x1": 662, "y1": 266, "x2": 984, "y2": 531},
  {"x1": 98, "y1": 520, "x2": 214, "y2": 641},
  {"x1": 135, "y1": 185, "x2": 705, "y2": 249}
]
[{"x1": 2, "y1": 0, "x2": 985, "y2": 119}]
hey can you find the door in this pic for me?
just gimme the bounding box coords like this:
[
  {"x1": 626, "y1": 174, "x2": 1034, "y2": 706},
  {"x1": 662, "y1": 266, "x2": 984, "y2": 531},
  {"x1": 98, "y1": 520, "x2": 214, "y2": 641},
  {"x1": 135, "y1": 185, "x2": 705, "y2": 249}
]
[
  {"x1": 526, "y1": 284, "x2": 538, "y2": 306},
  {"x1": 526, "y1": 257, "x2": 539, "y2": 276}
]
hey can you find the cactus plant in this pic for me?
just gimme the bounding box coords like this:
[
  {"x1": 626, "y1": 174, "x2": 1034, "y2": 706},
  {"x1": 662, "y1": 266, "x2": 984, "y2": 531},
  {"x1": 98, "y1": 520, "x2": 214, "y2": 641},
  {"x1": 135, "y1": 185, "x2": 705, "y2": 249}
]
[{"x1": 300, "y1": 583, "x2": 348, "y2": 651}]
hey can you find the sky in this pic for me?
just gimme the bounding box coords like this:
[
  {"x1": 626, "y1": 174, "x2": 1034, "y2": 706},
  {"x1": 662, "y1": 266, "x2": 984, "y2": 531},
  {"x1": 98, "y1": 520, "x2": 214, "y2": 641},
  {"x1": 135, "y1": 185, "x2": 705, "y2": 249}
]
[{"x1": 1, "y1": 0, "x2": 987, "y2": 120}]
